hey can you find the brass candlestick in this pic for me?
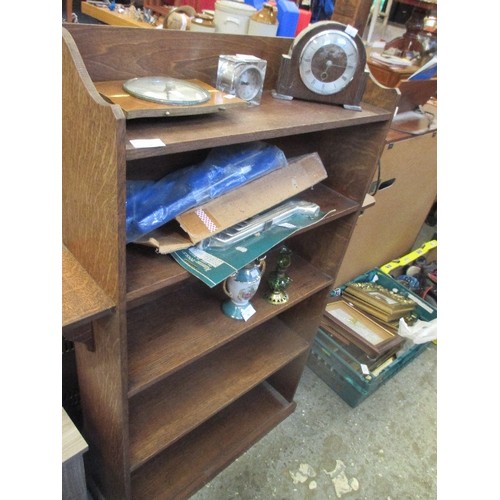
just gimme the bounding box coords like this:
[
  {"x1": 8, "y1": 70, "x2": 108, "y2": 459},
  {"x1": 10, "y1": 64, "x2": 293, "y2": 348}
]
[{"x1": 266, "y1": 246, "x2": 293, "y2": 305}]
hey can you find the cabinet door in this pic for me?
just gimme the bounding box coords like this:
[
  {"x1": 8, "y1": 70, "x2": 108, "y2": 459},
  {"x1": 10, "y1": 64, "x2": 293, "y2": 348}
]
[{"x1": 334, "y1": 131, "x2": 437, "y2": 287}]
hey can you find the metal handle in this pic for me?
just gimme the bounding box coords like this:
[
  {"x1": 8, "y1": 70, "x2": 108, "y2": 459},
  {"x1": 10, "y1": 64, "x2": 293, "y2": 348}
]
[{"x1": 207, "y1": 201, "x2": 320, "y2": 248}]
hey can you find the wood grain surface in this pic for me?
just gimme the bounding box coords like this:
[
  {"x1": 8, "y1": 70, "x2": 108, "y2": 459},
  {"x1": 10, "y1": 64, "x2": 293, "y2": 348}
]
[
  {"x1": 63, "y1": 245, "x2": 115, "y2": 329},
  {"x1": 62, "y1": 23, "x2": 399, "y2": 499}
]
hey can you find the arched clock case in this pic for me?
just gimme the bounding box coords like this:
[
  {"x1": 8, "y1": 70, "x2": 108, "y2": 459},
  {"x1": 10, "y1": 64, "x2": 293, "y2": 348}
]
[{"x1": 274, "y1": 21, "x2": 369, "y2": 110}]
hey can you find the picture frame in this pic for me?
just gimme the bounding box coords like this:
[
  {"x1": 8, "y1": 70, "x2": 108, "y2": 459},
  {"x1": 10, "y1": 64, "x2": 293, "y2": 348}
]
[
  {"x1": 343, "y1": 282, "x2": 416, "y2": 322},
  {"x1": 323, "y1": 299, "x2": 405, "y2": 358},
  {"x1": 319, "y1": 317, "x2": 401, "y2": 370}
]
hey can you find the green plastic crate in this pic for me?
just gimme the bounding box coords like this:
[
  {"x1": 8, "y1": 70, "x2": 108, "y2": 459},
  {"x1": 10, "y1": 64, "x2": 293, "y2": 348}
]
[
  {"x1": 307, "y1": 267, "x2": 436, "y2": 407},
  {"x1": 308, "y1": 329, "x2": 429, "y2": 407}
]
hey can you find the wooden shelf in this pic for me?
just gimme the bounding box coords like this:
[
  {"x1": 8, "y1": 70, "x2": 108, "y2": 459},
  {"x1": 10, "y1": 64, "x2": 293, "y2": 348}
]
[
  {"x1": 80, "y1": 1, "x2": 163, "y2": 28},
  {"x1": 131, "y1": 382, "x2": 294, "y2": 498},
  {"x1": 125, "y1": 183, "x2": 356, "y2": 308},
  {"x1": 297, "y1": 183, "x2": 360, "y2": 224},
  {"x1": 62, "y1": 244, "x2": 115, "y2": 331},
  {"x1": 124, "y1": 93, "x2": 393, "y2": 161},
  {"x1": 127, "y1": 252, "x2": 332, "y2": 396},
  {"x1": 128, "y1": 317, "x2": 309, "y2": 470},
  {"x1": 126, "y1": 244, "x2": 190, "y2": 306}
]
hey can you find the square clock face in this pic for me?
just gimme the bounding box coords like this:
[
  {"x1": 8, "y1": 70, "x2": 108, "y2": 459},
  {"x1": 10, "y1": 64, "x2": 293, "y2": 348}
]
[{"x1": 216, "y1": 55, "x2": 267, "y2": 105}]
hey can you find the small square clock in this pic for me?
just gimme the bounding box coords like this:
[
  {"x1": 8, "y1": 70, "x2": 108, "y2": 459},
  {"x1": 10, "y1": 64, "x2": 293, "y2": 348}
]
[{"x1": 216, "y1": 55, "x2": 267, "y2": 105}]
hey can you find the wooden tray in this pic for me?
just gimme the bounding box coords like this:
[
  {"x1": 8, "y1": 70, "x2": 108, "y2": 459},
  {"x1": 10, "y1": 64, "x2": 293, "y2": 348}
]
[{"x1": 94, "y1": 79, "x2": 247, "y2": 119}]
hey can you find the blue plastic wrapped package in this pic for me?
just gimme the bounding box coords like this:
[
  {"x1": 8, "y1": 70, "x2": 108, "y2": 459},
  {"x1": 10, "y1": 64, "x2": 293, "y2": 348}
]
[{"x1": 126, "y1": 141, "x2": 288, "y2": 243}]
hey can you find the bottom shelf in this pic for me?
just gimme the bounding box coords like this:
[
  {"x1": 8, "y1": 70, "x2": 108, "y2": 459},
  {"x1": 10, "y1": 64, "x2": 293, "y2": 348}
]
[{"x1": 131, "y1": 382, "x2": 295, "y2": 499}]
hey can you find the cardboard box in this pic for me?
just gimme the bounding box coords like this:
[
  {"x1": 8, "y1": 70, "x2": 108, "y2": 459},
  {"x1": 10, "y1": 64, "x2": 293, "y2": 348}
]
[
  {"x1": 135, "y1": 152, "x2": 328, "y2": 254},
  {"x1": 333, "y1": 132, "x2": 437, "y2": 288}
]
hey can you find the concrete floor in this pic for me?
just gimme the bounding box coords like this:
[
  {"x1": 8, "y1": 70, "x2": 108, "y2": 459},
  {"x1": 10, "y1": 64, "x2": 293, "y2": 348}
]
[{"x1": 190, "y1": 344, "x2": 437, "y2": 500}]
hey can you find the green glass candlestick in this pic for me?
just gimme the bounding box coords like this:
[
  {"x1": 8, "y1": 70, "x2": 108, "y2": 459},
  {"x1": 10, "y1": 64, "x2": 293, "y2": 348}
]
[{"x1": 266, "y1": 246, "x2": 293, "y2": 304}]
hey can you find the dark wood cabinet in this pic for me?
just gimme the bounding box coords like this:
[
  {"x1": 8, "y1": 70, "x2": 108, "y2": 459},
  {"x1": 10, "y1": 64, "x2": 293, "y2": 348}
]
[
  {"x1": 331, "y1": 0, "x2": 372, "y2": 36},
  {"x1": 62, "y1": 24, "x2": 398, "y2": 499}
]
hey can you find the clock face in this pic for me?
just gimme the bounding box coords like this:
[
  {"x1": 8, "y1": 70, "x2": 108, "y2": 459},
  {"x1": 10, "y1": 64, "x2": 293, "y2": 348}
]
[
  {"x1": 299, "y1": 29, "x2": 359, "y2": 96},
  {"x1": 235, "y1": 66, "x2": 264, "y2": 102},
  {"x1": 123, "y1": 76, "x2": 211, "y2": 106},
  {"x1": 216, "y1": 56, "x2": 267, "y2": 104}
]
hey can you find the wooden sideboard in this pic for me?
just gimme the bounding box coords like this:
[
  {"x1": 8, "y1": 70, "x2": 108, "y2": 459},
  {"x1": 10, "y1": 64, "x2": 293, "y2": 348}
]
[
  {"x1": 334, "y1": 103, "x2": 437, "y2": 287},
  {"x1": 63, "y1": 408, "x2": 89, "y2": 499}
]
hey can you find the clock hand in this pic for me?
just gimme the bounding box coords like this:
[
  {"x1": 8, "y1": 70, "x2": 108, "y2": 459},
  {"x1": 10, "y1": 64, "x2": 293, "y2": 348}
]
[
  {"x1": 320, "y1": 60, "x2": 341, "y2": 80},
  {"x1": 320, "y1": 59, "x2": 333, "y2": 80},
  {"x1": 164, "y1": 81, "x2": 176, "y2": 100}
]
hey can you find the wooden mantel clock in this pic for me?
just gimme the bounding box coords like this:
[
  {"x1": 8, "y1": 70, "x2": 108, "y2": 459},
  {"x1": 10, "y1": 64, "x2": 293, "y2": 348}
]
[{"x1": 274, "y1": 21, "x2": 369, "y2": 110}]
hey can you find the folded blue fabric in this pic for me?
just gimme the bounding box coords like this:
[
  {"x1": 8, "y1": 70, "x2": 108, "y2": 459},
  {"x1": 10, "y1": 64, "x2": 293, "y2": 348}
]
[{"x1": 126, "y1": 141, "x2": 288, "y2": 243}]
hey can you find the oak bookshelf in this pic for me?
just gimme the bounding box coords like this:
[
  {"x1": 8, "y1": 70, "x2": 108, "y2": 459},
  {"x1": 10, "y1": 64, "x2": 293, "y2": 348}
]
[{"x1": 62, "y1": 24, "x2": 398, "y2": 499}]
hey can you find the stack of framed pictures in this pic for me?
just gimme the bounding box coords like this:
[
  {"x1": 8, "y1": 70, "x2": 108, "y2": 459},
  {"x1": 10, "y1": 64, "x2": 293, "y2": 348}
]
[
  {"x1": 321, "y1": 298, "x2": 405, "y2": 369},
  {"x1": 342, "y1": 282, "x2": 417, "y2": 331},
  {"x1": 308, "y1": 266, "x2": 437, "y2": 407}
]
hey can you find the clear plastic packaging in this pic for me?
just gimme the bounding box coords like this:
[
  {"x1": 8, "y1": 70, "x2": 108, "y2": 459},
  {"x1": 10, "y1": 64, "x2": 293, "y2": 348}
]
[
  {"x1": 125, "y1": 141, "x2": 288, "y2": 243},
  {"x1": 398, "y1": 317, "x2": 437, "y2": 344}
]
